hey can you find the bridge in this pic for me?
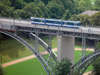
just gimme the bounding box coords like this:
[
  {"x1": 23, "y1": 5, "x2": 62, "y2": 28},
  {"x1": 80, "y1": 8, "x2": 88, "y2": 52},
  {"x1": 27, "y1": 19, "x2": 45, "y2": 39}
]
[{"x1": 0, "y1": 17, "x2": 100, "y2": 75}]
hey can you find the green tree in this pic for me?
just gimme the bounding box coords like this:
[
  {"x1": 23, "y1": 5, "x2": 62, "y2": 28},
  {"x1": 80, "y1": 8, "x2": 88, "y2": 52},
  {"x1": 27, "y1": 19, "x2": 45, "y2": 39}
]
[
  {"x1": 53, "y1": 58, "x2": 72, "y2": 75},
  {"x1": 74, "y1": 0, "x2": 79, "y2": 14},
  {"x1": 91, "y1": 57, "x2": 100, "y2": 75},
  {"x1": 60, "y1": 0, "x2": 73, "y2": 14},
  {"x1": 41, "y1": 0, "x2": 52, "y2": 5},
  {"x1": 24, "y1": 2, "x2": 43, "y2": 17},
  {"x1": 69, "y1": 14, "x2": 80, "y2": 21},
  {"x1": 78, "y1": 0, "x2": 86, "y2": 13},
  {"x1": 91, "y1": 11, "x2": 100, "y2": 26},
  {"x1": 79, "y1": 14, "x2": 91, "y2": 25},
  {"x1": 0, "y1": 3, "x2": 14, "y2": 17},
  {"x1": 9, "y1": 0, "x2": 26, "y2": 9},
  {"x1": 37, "y1": 1, "x2": 49, "y2": 18},
  {"x1": 78, "y1": 0, "x2": 91, "y2": 13},
  {"x1": 0, "y1": 64, "x2": 6, "y2": 75},
  {"x1": 62, "y1": 10, "x2": 71, "y2": 20},
  {"x1": 34, "y1": 0, "x2": 41, "y2": 4},
  {"x1": 0, "y1": 0, "x2": 11, "y2": 6},
  {"x1": 46, "y1": 0, "x2": 65, "y2": 19},
  {"x1": 94, "y1": 0, "x2": 100, "y2": 10},
  {"x1": 23, "y1": 0, "x2": 34, "y2": 3}
]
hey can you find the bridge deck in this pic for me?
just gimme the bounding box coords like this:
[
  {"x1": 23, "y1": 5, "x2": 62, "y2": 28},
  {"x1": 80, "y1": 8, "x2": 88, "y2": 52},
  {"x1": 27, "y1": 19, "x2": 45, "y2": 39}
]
[{"x1": 0, "y1": 17, "x2": 100, "y2": 39}]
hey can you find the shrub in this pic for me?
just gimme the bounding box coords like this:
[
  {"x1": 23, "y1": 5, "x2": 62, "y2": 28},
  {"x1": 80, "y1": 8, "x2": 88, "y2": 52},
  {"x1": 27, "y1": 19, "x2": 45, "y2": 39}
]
[
  {"x1": 52, "y1": 58, "x2": 72, "y2": 75},
  {"x1": 91, "y1": 57, "x2": 100, "y2": 75},
  {"x1": 0, "y1": 64, "x2": 6, "y2": 75}
]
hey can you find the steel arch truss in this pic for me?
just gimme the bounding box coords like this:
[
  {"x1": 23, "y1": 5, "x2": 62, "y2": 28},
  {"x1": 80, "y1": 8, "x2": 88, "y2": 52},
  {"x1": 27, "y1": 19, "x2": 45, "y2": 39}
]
[
  {"x1": 29, "y1": 33, "x2": 57, "y2": 69},
  {"x1": 0, "y1": 29, "x2": 57, "y2": 75},
  {"x1": 70, "y1": 50, "x2": 100, "y2": 75}
]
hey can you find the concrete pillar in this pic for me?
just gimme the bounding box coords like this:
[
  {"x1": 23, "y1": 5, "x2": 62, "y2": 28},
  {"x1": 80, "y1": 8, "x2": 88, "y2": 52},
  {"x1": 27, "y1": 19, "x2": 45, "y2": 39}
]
[{"x1": 57, "y1": 36, "x2": 75, "y2": 64}]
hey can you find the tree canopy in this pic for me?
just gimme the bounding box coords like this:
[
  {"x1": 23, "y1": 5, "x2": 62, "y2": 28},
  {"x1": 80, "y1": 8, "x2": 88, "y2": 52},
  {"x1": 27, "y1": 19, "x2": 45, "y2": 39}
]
[
  {"x1": 0, "y1": 0, "x2": 100, "y2": 26},
  {"x1": 53, "y1": 58, "x2": 72, "y2": 75}
]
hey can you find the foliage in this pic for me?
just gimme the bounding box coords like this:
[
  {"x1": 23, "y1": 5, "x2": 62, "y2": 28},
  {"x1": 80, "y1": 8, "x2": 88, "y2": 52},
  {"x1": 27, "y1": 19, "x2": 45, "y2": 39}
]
[
  {"x1": 53, "y1": 58, "x2": 72, "y2": 75},
  {"x1": 60, "y1": 0, "x2": 73, "y2": 14},
  {"x1": 70, "y1": 69, "x2": 79, "y2": 75},
  {"x1": 94, "y1": 0, "x2": 100, "y2": 10},
  {"x1": 77, "y1": 0, "x2": 91, "y2": 13},
  {"x1": 0, "y1": 0, "x2": 100, "y2": 23},
  {"x1": 0, "y1": 64, "x2": 6, "y2": 75},
  {"x1": 62, "y1": 10, "x2": 71, "y2": 20},
  {"x1": 46, "y1": 0, "x2": 65, "y2": 19},
  {"x1": 79, "y1": 14, "x2": 91, "y2": 25},
  {"x1": 91, "y1": 57, "x2": 100, "y2": 75},
  {"x1": 91, "y1": 11, "x2": 100, "y2": 26}
]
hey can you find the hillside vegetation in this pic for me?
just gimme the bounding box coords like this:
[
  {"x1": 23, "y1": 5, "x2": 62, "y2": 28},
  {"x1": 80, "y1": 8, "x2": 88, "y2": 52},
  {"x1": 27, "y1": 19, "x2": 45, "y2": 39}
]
[{"x1": 0, "y1": 0, "x2": 99, "y2": 20}]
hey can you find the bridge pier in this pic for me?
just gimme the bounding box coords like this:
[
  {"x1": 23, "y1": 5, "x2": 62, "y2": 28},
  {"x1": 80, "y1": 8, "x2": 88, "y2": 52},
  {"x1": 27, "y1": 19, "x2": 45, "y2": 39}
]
[{"x1": 57, "y1": 36, "x2": 74, "y2": 64}]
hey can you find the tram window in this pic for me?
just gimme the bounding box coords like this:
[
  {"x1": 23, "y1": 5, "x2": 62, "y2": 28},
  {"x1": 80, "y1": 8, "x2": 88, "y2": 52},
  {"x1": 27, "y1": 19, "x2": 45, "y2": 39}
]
[
  {"x1": 30, "y1": 19, "x2": 34, "y2": 21},
  {"x1": 75, "y1": 23, "x2": 77, "y2": 26},
  {"x1": 67, "y1": 22, "x2": 74, "y2": 25},
  {"x1": 34, "y1": 19, "x2": 44, "y2": 22},
  {"x1": 46, "y1": 20, "x2": 54, "y2": 23}
]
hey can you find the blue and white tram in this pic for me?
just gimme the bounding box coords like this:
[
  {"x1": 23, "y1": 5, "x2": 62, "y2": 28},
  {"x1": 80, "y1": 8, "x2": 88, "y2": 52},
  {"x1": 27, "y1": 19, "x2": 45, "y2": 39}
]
[
  {"x1": 30, "y1": 17, "x2": 81, "y2": 28},
  {"x1": 62, "y1": 20, "x2": 81, "y2": 28},
  {"x1": 46, "y1": 18, "x2": 62, "y2": 26},
  {"x1": 30, "y1": 17, "x2": 45, "y2": 25}
]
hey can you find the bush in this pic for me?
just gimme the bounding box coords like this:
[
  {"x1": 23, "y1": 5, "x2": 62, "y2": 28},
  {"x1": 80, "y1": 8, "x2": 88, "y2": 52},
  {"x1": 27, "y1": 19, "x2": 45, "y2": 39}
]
[
  {"x1": 52, "y1": 58, "x2": 72, "y2": 75},
  {"x1": 91, "y1": 57, "x2": 100, "y2": 75},
  {"x1": 0, "y1": 64, "x2": 6, "y2": 75}
]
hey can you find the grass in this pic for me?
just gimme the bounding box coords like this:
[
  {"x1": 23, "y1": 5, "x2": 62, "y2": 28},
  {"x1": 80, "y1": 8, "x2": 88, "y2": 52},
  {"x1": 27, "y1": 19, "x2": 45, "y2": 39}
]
[
  {"x1": 0, "y1": 35, "x2": 93, "y2": 74},
  {"x1": 75, "y1": 50, "x2": 93, "y2": 73},
  {"x1": 0, "y1": 36, "x2": 57, "y2": 63},
  {"x1": 0, "y1": 36, "x2": 82, "y2": 63},
  {"x1": 4, "y1": 58, "x2": 47, "y2": 75},
  {"x1": 4, "y1": 50, "x2": 93, "y2": 75}
]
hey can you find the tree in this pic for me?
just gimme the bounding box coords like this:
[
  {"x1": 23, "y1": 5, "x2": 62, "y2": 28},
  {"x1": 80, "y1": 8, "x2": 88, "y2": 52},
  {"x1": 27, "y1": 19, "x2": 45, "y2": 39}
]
[
  {"x1": 23, "y1": 0, "x2": 34, "y2": 3},
  {"x1": 62, "y1": 10, "x2": 71, "y2": 20},
  {"x1": 0, "y1": 64, "x2": 6, "y2": 75},
  {"x1": 77, "y1": 0, "x2": 91, "y2": 13},
  {"x1": 37, "y1": 1, "x2": 49, "y2": 18},
  {"x1": 0, "y1": 3, "x2": 14, "y2": 17},
  {"x1": 91, "y1": 57, "x2": 100, "y2": 75},
  {"x1": 79, "y1": 14, "x2": 91, "y2": 25},
  {"x1": 41, "y1": 0, "x2": 52, "y2": 5},
  {"x1": 94, "y1": 0, "x2": 100, "y2": 10},
  {"x1": 0, "y1": 0, "x2": 11, "y2": 6},
  {"x1": 91, "y1": 11, "x2": 100, "y2": 26},
  {"x1": 69, "y1": 14, "x2": 80, "y2": 21},
  {"x1": 9, "y1": 0, "x2": 26, "y2": 9},
  {"x1": 60, "y1": 0, "x2": 73, "y2": 14},
  {"x1": 46, "y1": 0, "x2": 65, "y2": 19},
  {"x1": 23, "y1": 2, "x2": 43, "y2": 17},
  {"x1": 34, "y1": 0, "x2": 41, "y2": 4},
  {"x1": 53, "y1": 58, "x2": 72, "y2": 75}
]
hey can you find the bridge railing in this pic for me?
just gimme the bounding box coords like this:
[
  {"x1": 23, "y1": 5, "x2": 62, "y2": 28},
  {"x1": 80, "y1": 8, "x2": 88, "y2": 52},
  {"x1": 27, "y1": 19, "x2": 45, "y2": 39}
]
[{"x1": 1, "y1": 17, "x2": 100, "y2": 37}]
